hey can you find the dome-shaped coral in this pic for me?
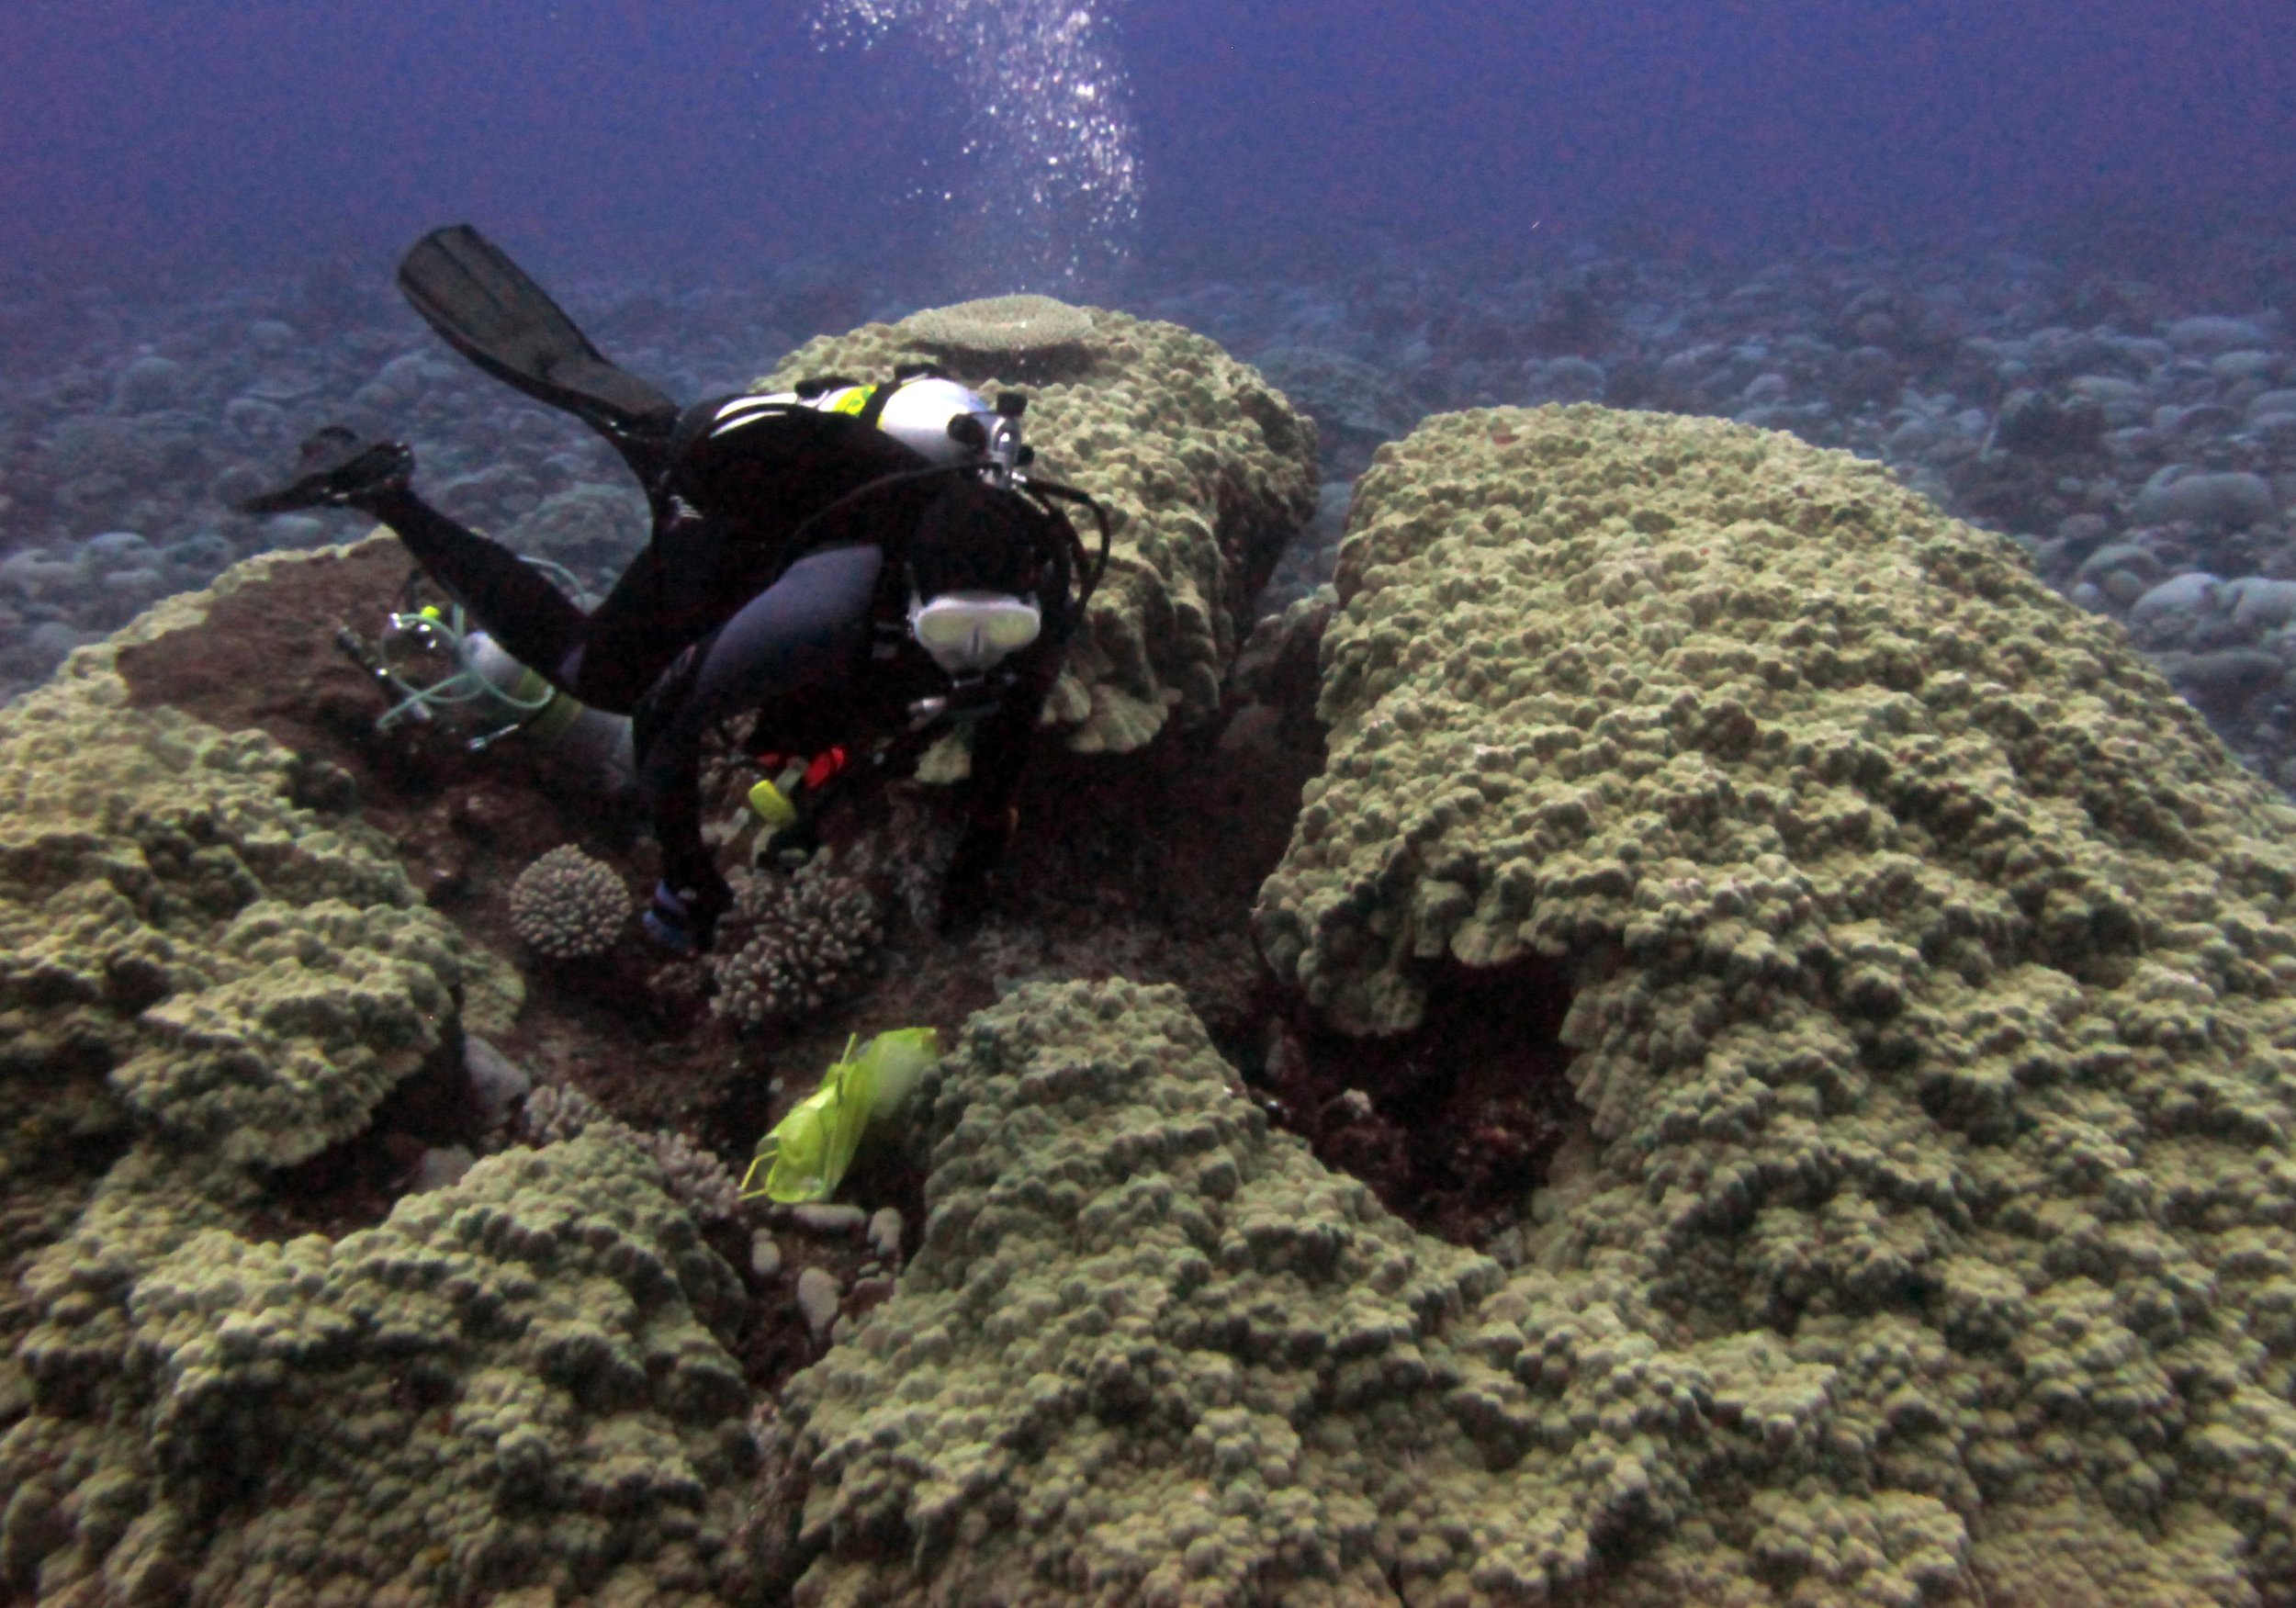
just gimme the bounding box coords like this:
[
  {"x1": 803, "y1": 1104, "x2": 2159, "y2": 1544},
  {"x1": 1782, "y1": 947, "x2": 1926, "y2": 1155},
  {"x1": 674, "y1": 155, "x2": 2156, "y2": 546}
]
[{"x1": 507, "y1": 843, "x2": 629, "y2": 961}]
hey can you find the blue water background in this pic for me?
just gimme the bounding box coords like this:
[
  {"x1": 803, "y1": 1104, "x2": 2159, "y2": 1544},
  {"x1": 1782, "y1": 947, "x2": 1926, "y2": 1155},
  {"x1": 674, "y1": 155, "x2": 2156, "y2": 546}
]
[{"x1": 2, "y1": 0, "x2": 2290, "y2": 297}]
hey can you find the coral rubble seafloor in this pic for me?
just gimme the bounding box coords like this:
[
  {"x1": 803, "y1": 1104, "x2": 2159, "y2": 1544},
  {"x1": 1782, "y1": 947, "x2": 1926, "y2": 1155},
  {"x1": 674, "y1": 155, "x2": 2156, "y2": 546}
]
[{"x1": 0, "y1": 345, "x2": 2293, "y2": 1607}]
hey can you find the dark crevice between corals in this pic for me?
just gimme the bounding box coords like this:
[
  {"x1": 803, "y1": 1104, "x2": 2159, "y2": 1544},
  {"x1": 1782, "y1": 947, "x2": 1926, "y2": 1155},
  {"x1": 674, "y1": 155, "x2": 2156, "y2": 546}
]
[
  {"x1": 731, "y1": 1134, "x2": 929, "y2": 1397},
  {"x1": 1256, "y1": 951, "x2": 1585, "y2": 1246},
  {"x1": 249, "y1": 1034, "x2": 487, "y2": 1241}
]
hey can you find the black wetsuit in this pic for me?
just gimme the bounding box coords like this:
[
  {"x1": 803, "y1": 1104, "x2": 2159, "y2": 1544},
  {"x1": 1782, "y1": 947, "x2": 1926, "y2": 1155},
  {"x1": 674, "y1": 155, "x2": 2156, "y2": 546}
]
[{"x1": 356, "y1": 397, "x2": 1073, "y2": 944}]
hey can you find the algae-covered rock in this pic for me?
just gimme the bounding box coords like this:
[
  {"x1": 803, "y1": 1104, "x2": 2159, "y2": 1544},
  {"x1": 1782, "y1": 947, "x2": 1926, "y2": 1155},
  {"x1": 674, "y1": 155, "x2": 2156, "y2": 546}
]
[{"x1": 760, "y1": 310, "x2": 1319, "y2": 754}]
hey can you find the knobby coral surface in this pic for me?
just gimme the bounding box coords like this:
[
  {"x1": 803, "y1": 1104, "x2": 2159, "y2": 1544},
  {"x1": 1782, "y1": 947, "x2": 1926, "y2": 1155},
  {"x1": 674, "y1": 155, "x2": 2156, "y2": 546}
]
[
  {"x1": 776, "y1": 978, "x2": 1504, "y2": 1606},
  {"x1": 8, "y1": 1137, "x2": 756, "y2": 1606},
  {"x1": 0, "y1": 560, "x2": 760, "y2": 1606},
  {"x1": 759, "y1": 309, "x2": 1320, "y2": 755},
  {"x1": 784, "y1": 959, "x2": 2296, "y2": 1605},
  {"x1": 0, "y1": 568, "x2": 475, "y2": 1175},
  {"x1": 1226, "y1": 404, "x2": 2296, "y2": 1602}
]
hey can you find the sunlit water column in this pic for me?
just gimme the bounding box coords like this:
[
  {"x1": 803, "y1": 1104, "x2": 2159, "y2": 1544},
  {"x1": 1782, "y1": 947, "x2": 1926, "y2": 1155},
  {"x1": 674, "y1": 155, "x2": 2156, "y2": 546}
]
[{"x1": 813, "y1": 0, "x2": 1141, "y2": 295}]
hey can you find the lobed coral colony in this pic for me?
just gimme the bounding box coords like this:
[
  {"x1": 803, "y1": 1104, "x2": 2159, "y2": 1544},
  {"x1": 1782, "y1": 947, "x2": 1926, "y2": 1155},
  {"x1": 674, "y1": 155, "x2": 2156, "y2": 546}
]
[{"x1": 3, "y1": 309, "x2": 2294, "y2": 1608}]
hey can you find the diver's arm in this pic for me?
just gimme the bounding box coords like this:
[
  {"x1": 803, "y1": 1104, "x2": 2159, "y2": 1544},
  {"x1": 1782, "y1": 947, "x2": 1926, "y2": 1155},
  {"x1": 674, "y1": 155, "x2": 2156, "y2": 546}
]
[
  {"x1": 940, "y1": 642, "x2": 1063, "y2": 926},
  {"x1": 631, "y1": 545, "x2": 888, "y2": 950},
  {"x1": 570, "y1": 505, "x2": 737, "y2": 712}
]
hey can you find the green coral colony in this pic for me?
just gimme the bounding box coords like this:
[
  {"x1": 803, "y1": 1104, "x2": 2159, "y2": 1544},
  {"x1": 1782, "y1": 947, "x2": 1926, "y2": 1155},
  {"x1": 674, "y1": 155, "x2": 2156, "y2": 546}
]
[{"x1": 4, "y1": 300, "x2": 2295, "y2": 1608}]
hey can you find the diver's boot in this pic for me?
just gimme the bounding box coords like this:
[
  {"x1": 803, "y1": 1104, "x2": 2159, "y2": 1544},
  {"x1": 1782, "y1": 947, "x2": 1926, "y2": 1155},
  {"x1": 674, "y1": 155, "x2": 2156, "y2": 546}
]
[
  {"x1": 237, "y1": 427, "x2": 414, "y2": 516},
  {"x1": 643, "y1": 874, "x2": 732, "y2": 956},
  {"x1": 642, "y1": 882, "x2": 703, "y2": 956}
]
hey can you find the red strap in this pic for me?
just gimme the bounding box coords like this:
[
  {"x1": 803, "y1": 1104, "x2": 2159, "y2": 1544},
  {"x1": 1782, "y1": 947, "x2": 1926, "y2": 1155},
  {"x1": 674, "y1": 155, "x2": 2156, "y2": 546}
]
[{"x1": 804, "y1": 746, "x2": 850, "y2": 790}]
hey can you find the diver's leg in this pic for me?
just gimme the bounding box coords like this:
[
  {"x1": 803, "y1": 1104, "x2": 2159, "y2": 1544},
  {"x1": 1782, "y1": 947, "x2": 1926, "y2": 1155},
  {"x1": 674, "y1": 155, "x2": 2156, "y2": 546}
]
[
  {"x1": 633, "y1": 544, "x2": 884, "y2": 950},
  {"x1": 563, "y1": 506, "x2": 737, "y2": 713},
  {"x1": 363, "y1": 488, "x2": 592, "y2": 684},
  {"x1": 638, "y1": 543, "x2": 884, "y2": 791},
  {"x1": 644, "y1": 770, "x2": 720, "y2": 951},
  {"x1": 240, "y1": 427, "x2": 594, "y2": 685}
]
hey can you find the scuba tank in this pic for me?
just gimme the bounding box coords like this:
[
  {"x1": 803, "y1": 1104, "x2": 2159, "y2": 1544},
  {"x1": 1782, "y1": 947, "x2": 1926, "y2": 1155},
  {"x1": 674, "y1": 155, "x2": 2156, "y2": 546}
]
[
  {"x1": 461, "y1": 631, "x2": 636, "y2": 789},
  {"x1": 353, "y1": 587, "x2": 636, "y2": 793}
]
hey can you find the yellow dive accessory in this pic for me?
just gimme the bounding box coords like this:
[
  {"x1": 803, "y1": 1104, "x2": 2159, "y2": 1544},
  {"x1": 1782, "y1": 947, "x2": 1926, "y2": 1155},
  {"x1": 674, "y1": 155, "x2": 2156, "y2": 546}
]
[
  {"x1": 746, "y1": 762, "x2": 806, "y2": 828},
  {"x1": 741, "y1": 1027, "x2": 940, "y2": 1203}
]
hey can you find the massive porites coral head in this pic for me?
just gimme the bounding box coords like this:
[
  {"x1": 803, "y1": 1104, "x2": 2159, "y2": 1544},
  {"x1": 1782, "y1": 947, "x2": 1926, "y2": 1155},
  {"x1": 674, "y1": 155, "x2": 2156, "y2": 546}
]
[{"x1": 1241, "y1": 402, "x2": 2296, "y2": 1602}]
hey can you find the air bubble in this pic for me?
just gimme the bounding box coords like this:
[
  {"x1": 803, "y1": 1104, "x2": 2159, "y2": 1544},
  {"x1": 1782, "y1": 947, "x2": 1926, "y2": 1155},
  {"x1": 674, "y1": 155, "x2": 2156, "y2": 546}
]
[{"x1": 814, "y1": 0, "x2": 1141, "y2": 293}]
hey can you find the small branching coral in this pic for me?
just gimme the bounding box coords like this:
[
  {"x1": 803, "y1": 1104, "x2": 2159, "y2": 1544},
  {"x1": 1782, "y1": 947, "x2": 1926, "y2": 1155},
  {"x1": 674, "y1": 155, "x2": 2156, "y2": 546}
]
[
  {"x1": 520, "y1": 1082, "x2": 746, "y2": 1227},
  {"x1": 706, "y1": 855, "x2": 884, "y2": 1030}
]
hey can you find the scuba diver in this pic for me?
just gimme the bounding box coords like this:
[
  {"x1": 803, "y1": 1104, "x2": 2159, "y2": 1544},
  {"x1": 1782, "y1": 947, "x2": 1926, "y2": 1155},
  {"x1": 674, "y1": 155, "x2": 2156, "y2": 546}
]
[{"x1": 241, "y1": 225, "x2": 1108, "y2": 953}]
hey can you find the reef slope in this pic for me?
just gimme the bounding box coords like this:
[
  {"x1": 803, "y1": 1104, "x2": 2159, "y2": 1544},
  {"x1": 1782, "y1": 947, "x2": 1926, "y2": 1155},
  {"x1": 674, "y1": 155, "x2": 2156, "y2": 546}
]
[{"x1": 795, "y1": 408, "x2": 2296, "y2": 1604}]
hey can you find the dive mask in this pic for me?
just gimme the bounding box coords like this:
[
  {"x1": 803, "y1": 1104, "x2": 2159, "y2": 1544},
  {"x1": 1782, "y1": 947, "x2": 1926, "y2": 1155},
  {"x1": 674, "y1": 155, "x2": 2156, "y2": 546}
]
[{"x1": 908, "y1": 590, "x2": 1042, "y2": 678}]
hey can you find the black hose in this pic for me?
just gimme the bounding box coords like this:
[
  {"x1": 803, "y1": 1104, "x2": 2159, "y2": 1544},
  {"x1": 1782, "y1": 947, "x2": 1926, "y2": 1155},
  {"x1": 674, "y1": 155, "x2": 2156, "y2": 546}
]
[{"x1": 1019, "y1": 477, "x2": 1113, "y2": 607}]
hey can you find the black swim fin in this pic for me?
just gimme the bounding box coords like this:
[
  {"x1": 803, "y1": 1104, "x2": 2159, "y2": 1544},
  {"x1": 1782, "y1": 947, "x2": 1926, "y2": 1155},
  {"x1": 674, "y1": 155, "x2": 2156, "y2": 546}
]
[
  {"x1": 237, "y1": 426, "x2": 413, "y2": 514},
  {"x1": 397, "y1": 225, "x2": 680, "y2": 487}
]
